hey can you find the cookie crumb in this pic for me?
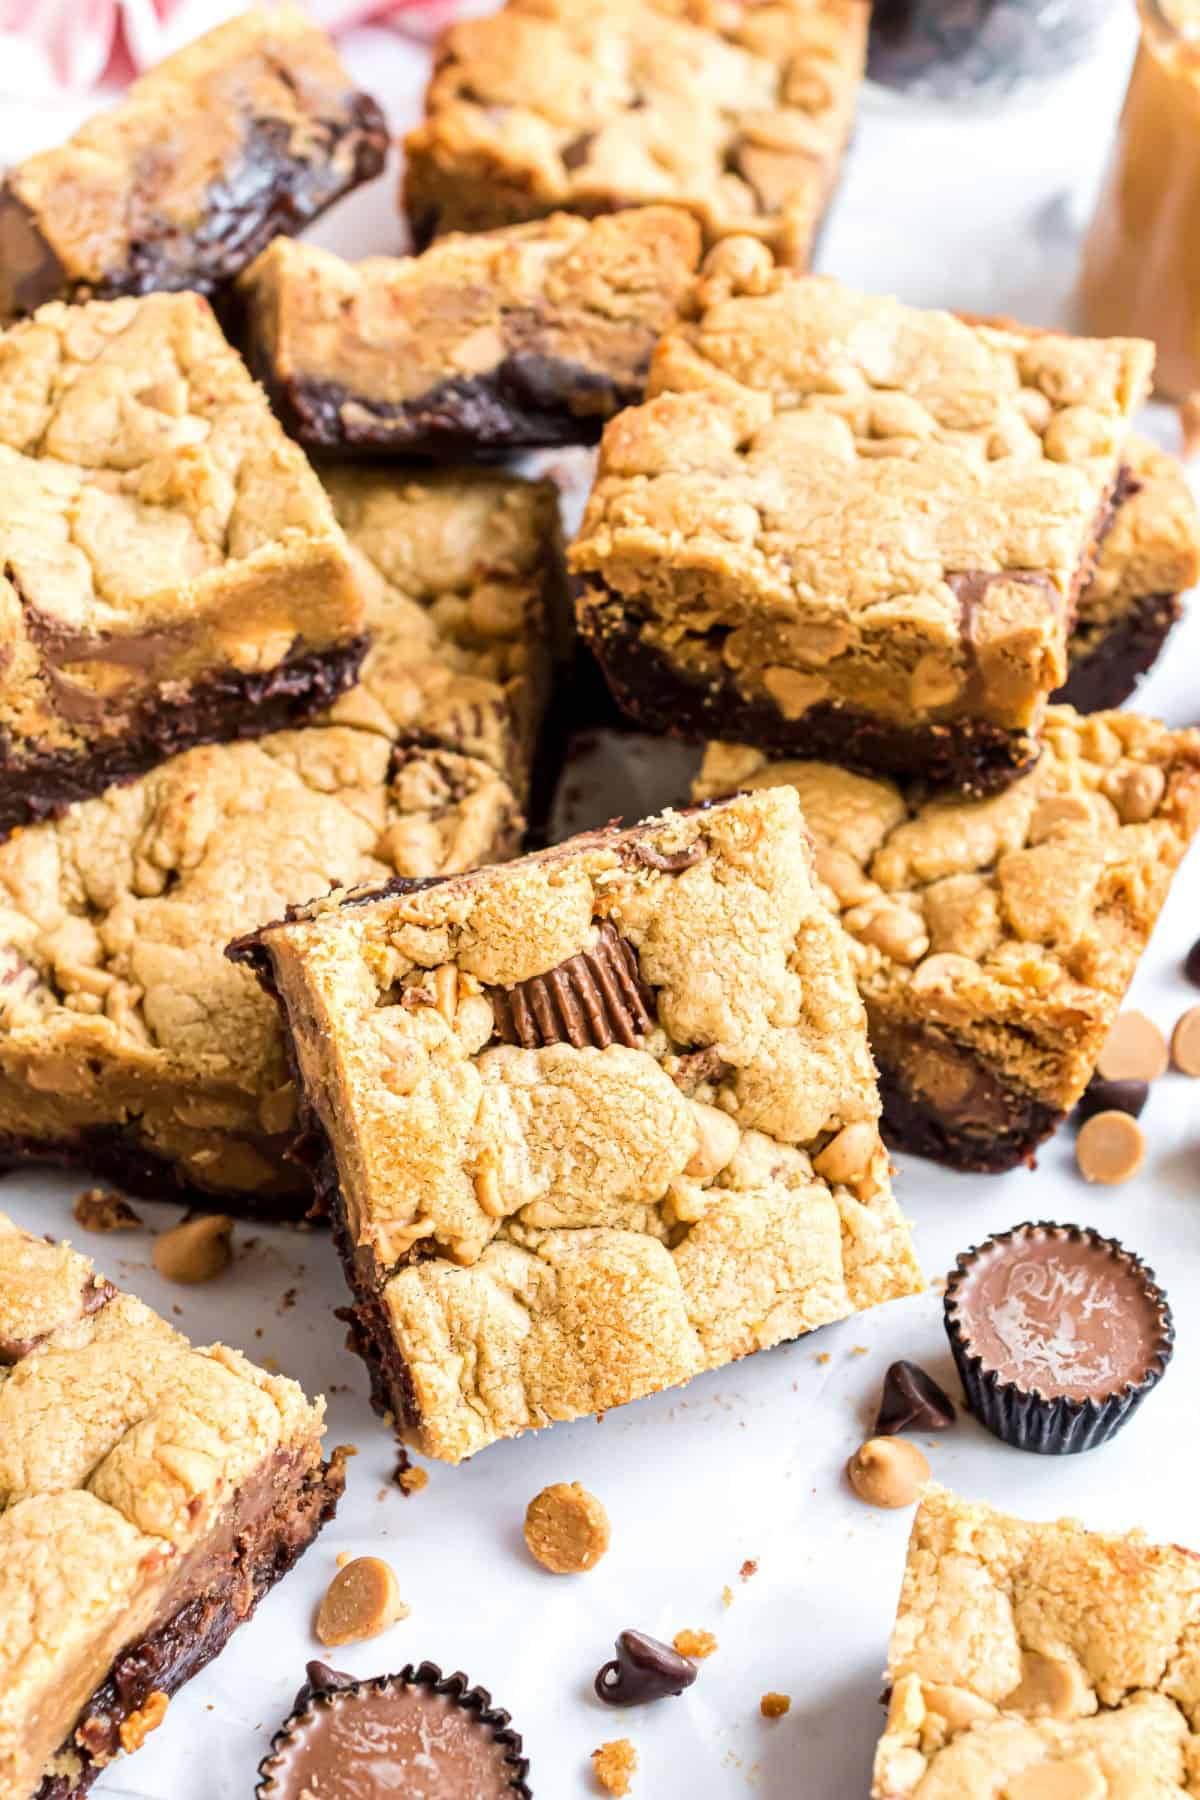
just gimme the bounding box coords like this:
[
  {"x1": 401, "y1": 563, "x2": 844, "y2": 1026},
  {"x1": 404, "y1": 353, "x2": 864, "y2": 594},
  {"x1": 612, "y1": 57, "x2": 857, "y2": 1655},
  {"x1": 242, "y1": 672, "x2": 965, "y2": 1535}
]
[
  {"x1": 152, "y1": 1213, "x2": 233, "y2": 1284},
  {"x1": 524, "y1": 1481, "x2": 610, "y2": 1574},
  {"x1": 119, "y1": 1690, "x2": 168, "y2": 1752},
  {"x1": 851, "y1": 1344, "x2": 869, "y2": 1356},
  {"x1": 336, "y1": 1551, "x2": 353, "y2": 1568},
  {"x1": 760, "y1": 1692, "x2": 791, "y2": 1719},
  {"x1": 396, "y1": 1465, "x2": 429, "y2": 1496},
  {"x1": 739, "y1": 1559, "x2": 758, "y2": 1581},
  {"x1": 316, "y1": 1556, "x2": 409, "y2": 1646},
  {"x1": 673, "y1": 1628, "x2": 718, "y2": 1660},
  {"x1": 73, "y1": 1188, "x2": 142, "y2": 1233},
  {"x1": 592, "y1": 1738, "x2": 637, "y2": 1796},
  {"x1": 815, "y1": 1352, "x2": 831, "y2": 1365},
  {"x1": 722, "y1": 1584, "x2": 734, "y2": 1607}
]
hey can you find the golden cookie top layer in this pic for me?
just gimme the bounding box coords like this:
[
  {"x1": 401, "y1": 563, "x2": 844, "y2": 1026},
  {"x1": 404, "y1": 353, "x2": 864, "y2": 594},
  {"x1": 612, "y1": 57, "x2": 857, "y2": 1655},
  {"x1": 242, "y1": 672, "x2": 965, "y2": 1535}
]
[
  {"x1": 1077, "y1": 433, "x2": 1200, "y2": 634},
  {"x1": 572, "y1": 263, "x2": 1153, "y2": 732},
  {"x1": 0, "y1": 292, "x2": 361, "y2": 751},
  {"x1": 694, "y1": 706, "x2": 1200, "y2": 1109},
  {"x1": 0, "y1": 732, "x2": 518, "y2": 1199},
  {"x1": 242, "y1": 786, "x2": 922, "y2": 1460},
  {"x1": 239, "y1": 210, "x2": 702, "y2": 409},
  {"x1": 0, "y1": 4, "x2": 383, "y2": 311},
  {"x1": 874, "y1": 1486, "x2": 1200, "y2": 1799},
  {"x1": 404, "y1": 0, "x2": 866, "y2": 266},
  {"x1": 0, "y1": 1212, "x2": 323, "y2": 1799},
  {"x1": 322, "y1": 466, "x2": 564, "y2": 783}
]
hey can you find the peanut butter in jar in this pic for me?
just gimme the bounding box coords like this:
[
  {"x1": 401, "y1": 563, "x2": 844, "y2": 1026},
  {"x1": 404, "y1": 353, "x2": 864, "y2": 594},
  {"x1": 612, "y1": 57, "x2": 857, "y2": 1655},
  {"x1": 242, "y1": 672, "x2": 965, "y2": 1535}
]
[{"x1": 1081, "y1": 0, "x2": 1200, "y2": 399}]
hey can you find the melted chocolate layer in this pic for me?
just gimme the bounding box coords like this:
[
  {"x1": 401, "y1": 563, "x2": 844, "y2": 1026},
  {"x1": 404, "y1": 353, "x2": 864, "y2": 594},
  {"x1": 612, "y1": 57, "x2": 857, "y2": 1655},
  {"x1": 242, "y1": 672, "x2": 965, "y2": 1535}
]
[{"x1": 1054, "y1": 590, "x2": 1182, "y2": 714}]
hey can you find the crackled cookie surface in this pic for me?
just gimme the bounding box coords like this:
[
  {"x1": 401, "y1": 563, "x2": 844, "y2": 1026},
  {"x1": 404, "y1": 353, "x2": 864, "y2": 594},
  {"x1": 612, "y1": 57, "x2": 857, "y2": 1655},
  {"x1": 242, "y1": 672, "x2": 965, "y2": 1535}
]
[
  {"x1": 0, "y1": 731, "x2": 519, "y2": 1215},
  {"x1": 572, "y1": 259, "x2": 1153, "y2": 792},
  {"x1": 321, "y1": 467, "x2": 566, "y2": 793},
  {"x1": 403, "y1": 0, "x2": 866, "y2": 269},
  {"x1": 0, "y1": 5, "x2": 386, "y2": 319},
  {"x1": 1056, "y1": 434, "x2": 1200, "y2": 713},
  {"x1": 0, "y1": 291, "x2": 366, "y2": 833},
  {"x1": 873, "y1": 1486, "x2": 1200, "y2": 1799},
  {"x1": 240, "y1": 210, "x2": 702, "y2": 457},
  {"x1": 235, "y1": 786, "x2": 922, "y2": 1462},
  {"x1": 694, "y1": 706, "x2": 1200, "y2": 1170},
  {"x1": 0, "y1": 1213, "x2": 343, "y2": 1800}
]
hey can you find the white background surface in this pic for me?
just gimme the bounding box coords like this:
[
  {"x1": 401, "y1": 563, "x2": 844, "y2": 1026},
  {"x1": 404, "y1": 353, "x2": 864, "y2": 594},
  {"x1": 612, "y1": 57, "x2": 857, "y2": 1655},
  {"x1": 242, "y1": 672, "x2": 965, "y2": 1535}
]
[{"x1": 5, "y1": 11, "x2": 1200, "y2": 1797}]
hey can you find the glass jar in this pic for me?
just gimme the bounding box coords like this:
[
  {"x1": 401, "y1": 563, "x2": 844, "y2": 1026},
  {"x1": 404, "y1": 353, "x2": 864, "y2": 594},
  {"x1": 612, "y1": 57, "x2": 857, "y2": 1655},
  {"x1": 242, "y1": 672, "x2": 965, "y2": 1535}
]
[
  {"x1": 868, "y1": 0, "x2": 1121, "y2": 104},
  {"x1": 1080, "y1": 0, "x2": 1200, "y2": 398}
]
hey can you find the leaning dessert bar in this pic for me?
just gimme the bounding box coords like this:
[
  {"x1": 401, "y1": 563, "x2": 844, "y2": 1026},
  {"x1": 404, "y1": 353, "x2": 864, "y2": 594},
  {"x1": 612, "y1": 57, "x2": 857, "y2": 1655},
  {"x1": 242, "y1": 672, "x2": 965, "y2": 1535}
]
[
  {"x1": 403, "y1": 0, "x2": 867, "y2": 269},
  {"x1": 238, "y1": 210, "x2": 703, "y2": 457},
  {"x1": 233, "y1": 786, "x2": 922, "y2": 1463},
  {"x1": 0, "y1": 291, "x2": 366, "y2": 834},
  {"x1": 572, "y1": 254, "x2": 1153, "y2": 792},
  {"x1": 693, "y1": 706, "x2": 1200, "y2": 1170},
  {"x1": 873, "y1": 1486, "x2": 1200, "y2": 1798},
  {"x1": 0, "y1": 4, "x2": 386, "y2": 320},
  {"x1": 0, "y1": 1212, "x2": 344, "y2": 1800}
]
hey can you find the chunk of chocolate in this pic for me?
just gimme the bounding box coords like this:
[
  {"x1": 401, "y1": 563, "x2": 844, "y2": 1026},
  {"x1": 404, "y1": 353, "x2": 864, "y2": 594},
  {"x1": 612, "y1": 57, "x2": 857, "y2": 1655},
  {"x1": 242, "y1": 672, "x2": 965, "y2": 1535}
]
[
  {"x1": 1076, "y1": 1075, "x2": 1149, "y2": 1123},
  {"x1": 594, "y1": 1630, "x2": 699, "y2": 1706},
  {"x1": 257, "y1": 1660, "x2": 531, "y2": 1798},
  {"x1": 873, "y1": 1360, "x2": 956, "y2": 1435},
  {"x1": 488, "y1": 920, "x2": 654, "y2": 1050},
  {"x1": 944, "y1": 1222, "x2": 1173, "y2": 1454}
]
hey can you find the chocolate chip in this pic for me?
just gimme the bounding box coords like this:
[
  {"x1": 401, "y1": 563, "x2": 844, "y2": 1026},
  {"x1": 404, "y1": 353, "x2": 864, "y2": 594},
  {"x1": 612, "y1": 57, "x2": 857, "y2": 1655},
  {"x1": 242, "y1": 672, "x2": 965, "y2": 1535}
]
[
  {"x1": 1076, "y1": 1075, "x2": 1149, "y2": 1123},
  {"x1": 1185, "y1": 936, "x2": 1200, "y2": 987},
  {"x1": 594, "y1": 1630, "x2": 698, "y2": 1706},
  {"x1": 293, "y1": 1660, "x2": 358, "y2": 1712},
  {"x1": 873, "y1": 1360, "x2": 956, "y2": 1435}
]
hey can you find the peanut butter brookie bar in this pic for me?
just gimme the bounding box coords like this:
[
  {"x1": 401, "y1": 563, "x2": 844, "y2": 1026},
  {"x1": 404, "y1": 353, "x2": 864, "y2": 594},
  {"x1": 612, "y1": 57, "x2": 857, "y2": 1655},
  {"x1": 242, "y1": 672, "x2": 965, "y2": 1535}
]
[
  {"x1": 402, "y1": 0, "x2": 866, "y2": 270},
  {"x1": 321, "y1": 467, "x2": 567, "y2": 797},
  {"x1": 0, "y1": 5, "x2": 386, "y2": 321},
  {"x1": 0, "y1": 291, "x2": 368, "y2": 835},
  {"x1": 0, "y1": 1212, "x2": 345, "y2": 1800},
  {"x1": 238, "y1": 210, "x2": 703, "y2": 457},
  {"x1": 1055, "y1": 433, "x2": 1200, "y2": 714},
  {"x1": 0, "y1": 731, "x2": 520, "y2": 1217},
  {"x1": 231, "y1": 786, "x2": 923, "y2": 1463},
  {"x1": 693, "y1": 706, "x2": 1200, "y2": 1172},
  {"x1": 874, "y1": 1485, "x2": 1200, "y2": 1799},
  {"x1": 571, "y1": 254, "x2": 1155, "y2": 794}
]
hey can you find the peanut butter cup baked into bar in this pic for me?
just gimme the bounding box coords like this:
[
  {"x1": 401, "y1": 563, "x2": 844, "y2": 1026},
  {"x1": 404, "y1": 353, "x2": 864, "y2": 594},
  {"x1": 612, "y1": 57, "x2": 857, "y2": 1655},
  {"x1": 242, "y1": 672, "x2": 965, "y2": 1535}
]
[
  {"x1": 0, "y1": 1212, "x2": 345, "y2": 1799},
  {"x1": 233, "y1": 786, "x2": 922, "y2": 1462},
  {"x1": 322, "y1": 468, "x2": 567, "y2": 795},
  {"x1": 572, "y1": 253, "x2": 1154, "y2": 792},
  {"x1": 403, "y1": 0, "x2": 866, "y2": 270},
  {"x1": 0, "y1": 291, "x2": 367, "y2": 835},
  {"x1": 1056, "y1": 434, "x2": 1200, "y2": 713},
  {"x1": 0, "y1": 735, "x2": 519, "y2": 1217},
  {"x1": 239, "y1": 211, "x2": 703, "y2": 457},
  {"x1": 874, "y1": 1486, "x2": 1200, "y2": 1799},
  {"x1": 694, "y1": 707, "x2": 1200, "y2": 1171},
  {"x1": 0, "y1": 5, "x2": 386, "y2": 321}
]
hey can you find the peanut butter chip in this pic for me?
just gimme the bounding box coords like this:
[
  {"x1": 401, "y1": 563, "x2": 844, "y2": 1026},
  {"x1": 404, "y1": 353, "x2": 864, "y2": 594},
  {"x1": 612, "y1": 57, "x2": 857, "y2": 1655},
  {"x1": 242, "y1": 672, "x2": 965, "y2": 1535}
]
[
  {"x1": 1095, "y1": 1010, "x2": 1168, "y2": 1082},
  {"x1": 1075, "y1": 1109, "x2": 1145, "y2": 1185},
  {"x1": 152, "y1": 1214, "x2": 234, "y2": 1284},
  {"x1": 1005, "y1": 1650, "x2": 1090, "y2": 1720},
  {"x1": 524, "y1": 1481, "x2": 611, "y2": 1574},
  {"x1": 315, "y1": 1556, "x2": 409, "y2": 1646},
  {"x1": 118, "y1": 1690, "x2": 168, "y2": 1753},
  {"x1": 846, "y1": 1437, "x2": 930, "y2": 1508},
  {"x1": 1003, "y1": 1760, "x2": 1105, "y2": 1800},
  {"x1": 1171, "y1": 1005, "x2": 1200, "y2": 1075},
  {"x1": 812, "y1": 1121, "x2": 877, "y2": 1186}
]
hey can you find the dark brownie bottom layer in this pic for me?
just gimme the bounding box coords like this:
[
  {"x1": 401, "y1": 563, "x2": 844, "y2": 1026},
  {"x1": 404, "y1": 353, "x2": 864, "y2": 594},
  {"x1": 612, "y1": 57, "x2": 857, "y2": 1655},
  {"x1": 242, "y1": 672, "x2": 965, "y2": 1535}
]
[
  {"x1": 0, "y1": 636, "x2": 368, "y2": 838},
  {"x1": 1055, "y1": 591, "x2": 1181, "y2": 714},
  {"x1": 0, "y1": 1127, "x2": 311, "y2": 1222},
  {"x1": 252, "y1": 357, "x2": 641, "y2": 459},
  {"x1": 871, "y1": 1022, "x2": 1064, "y2": 1173},
  {"x1": 36, "y1": 1446, "x2": 347, "y2": 1799},
  {"x1": 578, "y1": 592, "x2": 1037, "y2": 795}
]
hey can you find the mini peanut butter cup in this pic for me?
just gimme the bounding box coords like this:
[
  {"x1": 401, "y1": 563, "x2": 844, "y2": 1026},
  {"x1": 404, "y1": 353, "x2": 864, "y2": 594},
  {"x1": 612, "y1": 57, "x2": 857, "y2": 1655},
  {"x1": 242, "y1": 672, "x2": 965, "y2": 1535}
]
[
  {"x1": 944, "y1": 1221, "x2": 1172, "y2": 1454},
  {"x1": 256, "y1": 1659, "x2": 532, "y2": 1798},
  {"x1": 488, "y1": 920, "x2": 653, "y2": 1050}
]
